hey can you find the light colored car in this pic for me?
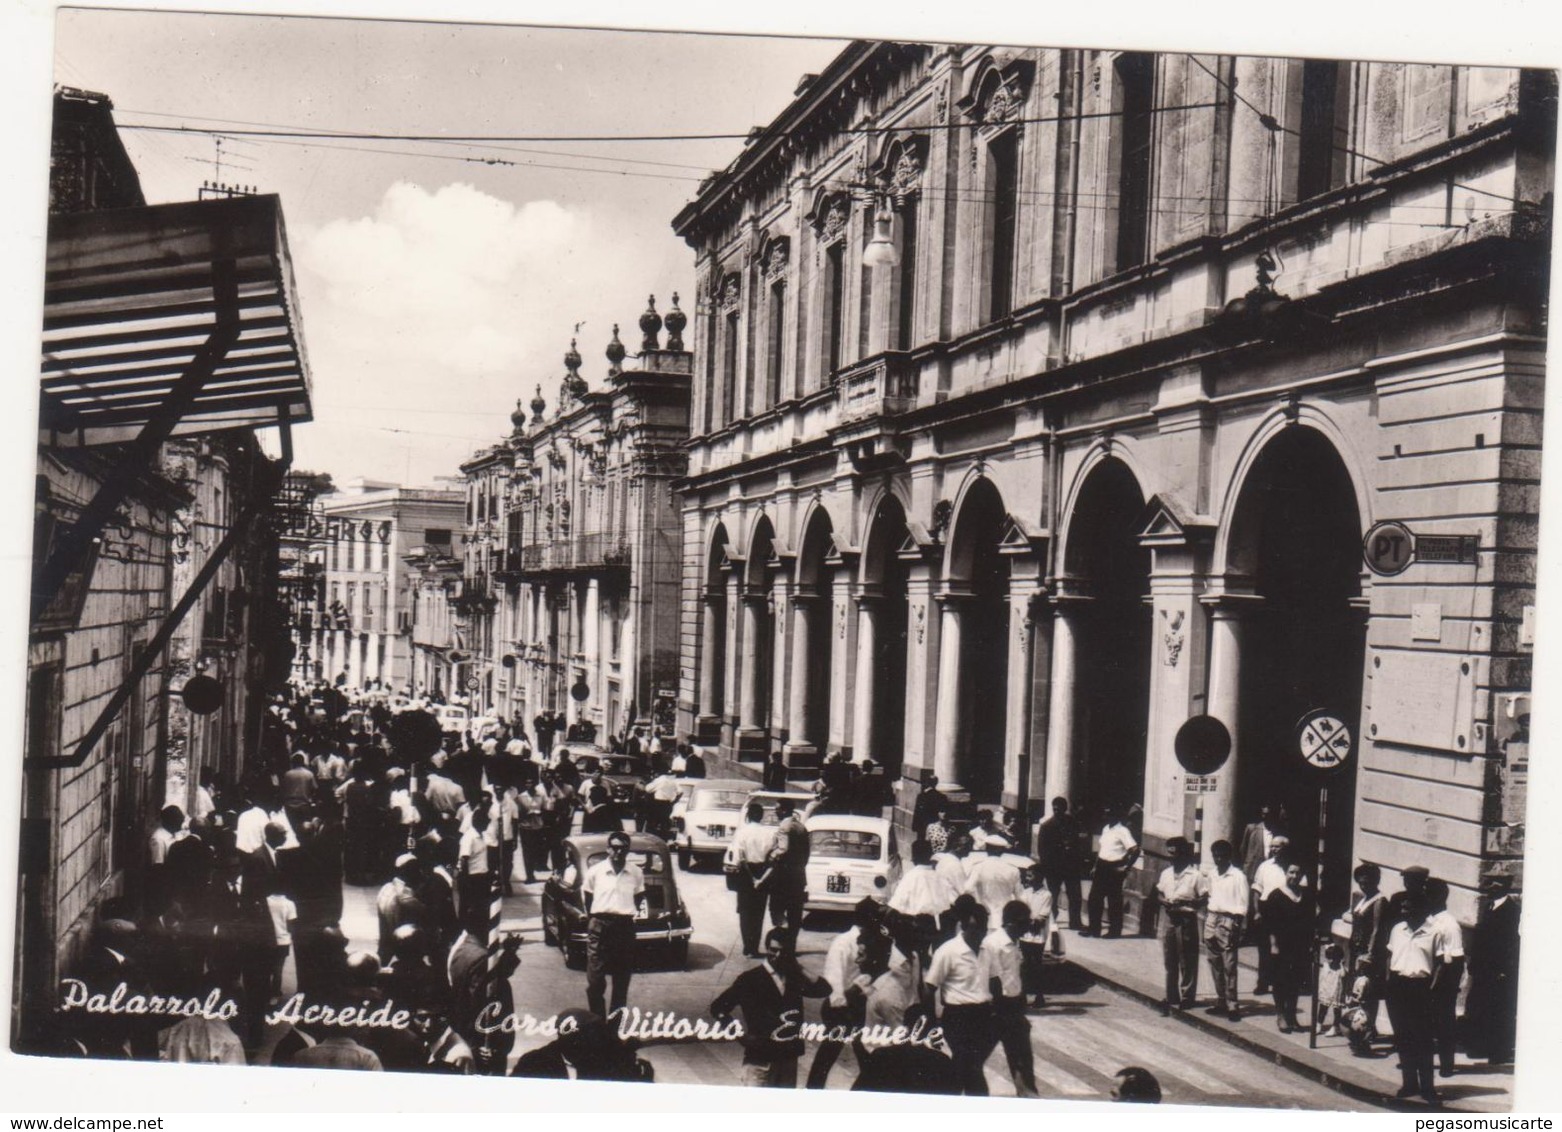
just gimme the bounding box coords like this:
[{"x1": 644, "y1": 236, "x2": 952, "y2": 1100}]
[
  {"x1": 434, "y1": 704, "x2": 471, "y2": 733},
  {"x1": 747, "y1": 788, "x2": 818, "y2": 827},
  {"x1": 672, "y1": 778, "x2": 752, "y2": 870},
  {"x1": 804, "y1": 814, "x2": 902, "y2": 912}
]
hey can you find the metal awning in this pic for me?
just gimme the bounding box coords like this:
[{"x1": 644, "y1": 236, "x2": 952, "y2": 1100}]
[{"x1": 40, "y1": 193, "x2": 313, "y2": 446}]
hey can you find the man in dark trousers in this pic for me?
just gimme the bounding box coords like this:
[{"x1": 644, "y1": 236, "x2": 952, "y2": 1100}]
[
  {"x1": 727, "y1": 802, "x2": 774, "y2": 957},
  {"x1": 1386, "y1": 890, "x2": 1441, "y2": 1104},
  {"x1": 207, "y1": 849, "x2": 281, "y2": 1051},
  {"x1": 761, "y1": 751, "x2": 789, "y2": 792},
  {"x1": 911, "y1": 774, "x2": 945, "y2": 841},
  {"x1": 710, "y1": 929, "x2": 830, "y2": 1087},
  {"x1": 762, "y1": 798, "x2": 810, "y2": 946},
  {"x1": 1036, "y1": 796, "x2": 1083, "y2": 930},
  {"x1": 1465, "y1": 874, "x2": 1520, "y2": 1064}
]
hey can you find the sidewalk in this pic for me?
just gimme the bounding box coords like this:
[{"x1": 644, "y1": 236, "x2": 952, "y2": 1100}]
[{"x1": 1059, "y1": 927, "x2": 1514, "y2": 1113}]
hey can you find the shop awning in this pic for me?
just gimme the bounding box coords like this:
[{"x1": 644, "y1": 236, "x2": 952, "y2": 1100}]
[{"x1": 40, "y1": 193, "x2": 313, "y2": 446}]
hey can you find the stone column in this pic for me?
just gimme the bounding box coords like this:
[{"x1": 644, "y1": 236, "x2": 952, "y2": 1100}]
[
  {"x1": 723, "y1": 570, "x2": 742, "y2": 742},
  {"x1": 769, "y1": 578, "x2": 792, "y2": 747},
  {"x1": 784, "y1": 593, "x2": 822, "y2": 760},
  {"x1": 1202, "y1": 595, "x2": 1257, "y2": 862},
  {"x1": 698, "y1": 591, "x2": 723, "y2": 720},
  {"x1": 932, "y1": 591, "x2": 968, "y2": 786},
  {"x1": 1043, "y1": 598, "x2": 1085, "y2": 805},
  {"x1": 853, "y1": 594, "x2": 882, "y2": 763},
  {"x1": 900, "y1": 569, "x2": 941, "y2": 790},
  {"x1": 739, "y1": 593, "x2": 767, "y2": 734},
  {"x1": 828, "y1": 571, "x2": 859, "y2": 759},
  {"x1": 1004, "y1": 576, "x2": 1043, "y2": 813}
]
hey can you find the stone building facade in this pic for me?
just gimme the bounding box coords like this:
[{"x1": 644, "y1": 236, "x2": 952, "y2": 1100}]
[
  {"x1": 309, "y1": 481, "x2": 463, "y2": 693},
  {"x1": 462, "y1": 311, "x2": 691, "y2": 740},
  {"x1": 671, "y1": 42, "x2": 1552, "y2": 923}
]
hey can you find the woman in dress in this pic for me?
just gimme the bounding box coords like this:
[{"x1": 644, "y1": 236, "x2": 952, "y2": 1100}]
[{"x1": 1263, "y1": 861, "x2": 1314, "y2": 1033}]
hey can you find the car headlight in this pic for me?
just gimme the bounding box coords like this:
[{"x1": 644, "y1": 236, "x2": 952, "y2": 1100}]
[{"x1": 875, "y1": 875, "x2": 887, "y2": 888}]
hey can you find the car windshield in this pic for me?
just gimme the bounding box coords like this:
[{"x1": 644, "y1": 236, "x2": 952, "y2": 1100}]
[
  {"x1": 810, "y1": 829, "x2": 883, "y2": 860},
  {"x1": 692, "y1": 788, "x2": 748, "y2": 811},
  {"x1": 584, "y1": 849, "x2": 667, "y2": 875}
]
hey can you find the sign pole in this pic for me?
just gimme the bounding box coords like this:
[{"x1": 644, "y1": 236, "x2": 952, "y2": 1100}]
[
  {"x1": 1309, "y1": 782, "x2": 1329, "y2": 1050},
  {"x1": 1193, "y1": 794, "x2": 1205, "y2": 862}
]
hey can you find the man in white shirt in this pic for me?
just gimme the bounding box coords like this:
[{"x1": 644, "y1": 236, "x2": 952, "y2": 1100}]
[
  {"x1": 984, "y1": 900, "x2": 1039, "y2": 1097},
  {"x1": 1156, "y1": 836, "x2": 1203, "y2": 1013},
  {"x1": 1386, "y1": 891, "x2": 1440, "y2": 1102},
  {"x1": 933, "y1": 833, "x2": 974, "y2": 908},
  {"x1": 891, "y1": 838, "x2": 959, "y2": 923},
  {"x1": 963, "y1": 835, "x2": 1025, "y2": 926},
  {"x1": 642, "y1": 770, "x2": 684, "y2": 839},
  {"x1": 582, "y1": 830, "x2": 646, "y2": 1019},
  {"x1": 1426, "y1": 878, "x2": 1466, "y2": 1078},
  {"x1": 1202, "y1": 839, "x2": 1248, "y2": 1021},
  {"x1": 727, "y1": 801, "x2": 776, "y2": 958},
  {"x1": 1084, "y1": 804, "x2": 1139, "y2": 938},
  {"x1": 805, "y1": 897, "x2": 883, "y2": 1089},
  {"x1": 926, "y1": 901, "x2": 999, "y2": 1095}
]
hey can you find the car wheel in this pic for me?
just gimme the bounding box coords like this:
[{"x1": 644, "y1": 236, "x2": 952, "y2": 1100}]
[
  {"x1": 677, "y1": 847, "x2": 692, "y2": 871},
  {"x1": 667, "y1": 938, "x2": 689, "y2": 969},
  {"x1": 564, "y1": 937, "x2": 587, "y2": 971}
]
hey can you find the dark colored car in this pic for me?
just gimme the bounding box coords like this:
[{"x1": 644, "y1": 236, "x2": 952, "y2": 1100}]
[
  {"x1": 539, "y1": 832, "x2": 693, "y2": 970},
  {"x1": 575, "y1": 753, "x2": 655, "y2": 811}
]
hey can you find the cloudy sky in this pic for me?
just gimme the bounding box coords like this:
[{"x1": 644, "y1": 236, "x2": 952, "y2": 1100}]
[{"x1": 50, "y1": 11, "x2": 845, "y2": 485}]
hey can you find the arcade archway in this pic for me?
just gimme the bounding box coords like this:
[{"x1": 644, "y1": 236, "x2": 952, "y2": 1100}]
[
  {"x1": 946, "y1": 478, "x2": 1009, "y2": 803},
  {"x1": 860, "y1": 494, "x2": 909, "y2": 779},
  {"x1": 1062, "y1": 458, "x2": 1152, "y2": 822},
  {"x1": 1226, "y1": 427, "x2": 1365, "y2": 913}
]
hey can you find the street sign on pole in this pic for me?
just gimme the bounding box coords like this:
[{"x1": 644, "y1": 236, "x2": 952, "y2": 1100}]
[
  {"x1": 1174, "y1": 715, "x2": 1231, "y2": 860},
  {"x1": 1295, "y1": 709, "x2": 1353, "y2": 770}
]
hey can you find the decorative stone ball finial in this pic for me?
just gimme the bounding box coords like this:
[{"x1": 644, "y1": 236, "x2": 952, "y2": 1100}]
[
  {"x1": 665, "y1": 292, "x2": 687, "y2": 352},
  {"x1": 606, "y1": 324, "x2": 626, "y2": 377},
  {"x1": 564, "y1": 337, "x2": 583, "y2": 377},
  {"x1": 511, "y1": 398, "x2": 527, "y2": 433},
  {"x1": 639, "y1": 294, "x2": 663, "y2": 352},
  {"x1": 529, "y1": 384, "x2": 547, "y2": 425}
]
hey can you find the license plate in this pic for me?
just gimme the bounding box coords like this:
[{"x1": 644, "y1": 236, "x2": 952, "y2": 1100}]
[
  {"x1": 826, "y1": 874, "x2": 850, "y2": 894},
  {"x1": 707, "y1": 825, "x2": 726, "y2": 838}
]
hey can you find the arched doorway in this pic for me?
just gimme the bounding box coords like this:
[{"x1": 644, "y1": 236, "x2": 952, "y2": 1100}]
[
  {"x1": 1226, "y1": 428, "x2": 1365, "y2": 914},
  {"x1": 695, "y1": 522, "x2": 730, "y2": 742},
  {"x1": 790, "y1": 508, "x2": 836, "y2": 757},
  {"x1": 860, "y1": 494, "x2": 909, "y2": 779},
  {"x1": 946, "y1": 478, "x2": 1009, "y2": 803},
  {"x1": 1062, "y1": 458, "x2": 1152, "y2": 823}
]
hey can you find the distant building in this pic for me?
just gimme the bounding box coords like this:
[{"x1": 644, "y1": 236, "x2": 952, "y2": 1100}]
[
  {"x1": 309, "y1": 480, "x2": 464, "y2": 693},
  {"x1": 670, "y1": 43, "x2": 1551, "y2": 925},
  {"x1": 452, "y1": 304, "x2": 691, "y2": 741}
]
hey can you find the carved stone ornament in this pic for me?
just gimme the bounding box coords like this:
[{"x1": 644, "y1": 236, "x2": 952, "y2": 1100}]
[
  {"x1": 934, "y1": 80, "x2": 949, "y2": 122},
  {"x1": 761, "y1": 237, "x2": 790, "y2": 281},
  {"x1": 914, "y1": 601, "x2": 926, "y2": 644},
  {"x1": 720, "y1": 272, "x2": 742, "y2": 311},
  {"x1": 1161, "y1": 608, "x2": 1186, "y2": 667},
  {"x1": 838, "y1": 602, "x2": 847, "y2": 639},
  {"x1": 892, "y1": 147, "x2": 924, "y2": 198},
  {"x1": 822, "y1": 196, "x2": 850, "y2": 241}
]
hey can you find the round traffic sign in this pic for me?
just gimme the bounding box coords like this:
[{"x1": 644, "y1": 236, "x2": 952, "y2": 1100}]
[
  {"x1": 180, "y1": 674, "x2": 225, "y2": 716},
  {"x1": 464, "y1": 676, "x2": 482, "y2": 692},
  {"x1": 1363, "y1": 520, "x2": 1414, "y2": 576},
  {"x1": 570, "y1": 680, "x2": 591, "y2": 703},
  {"x1": 1174, "y1": 714, "x2": 1232, "y2": 775},
  {"x1": 1296, "y1": 708, "x2": 1354, "y2": 770}
]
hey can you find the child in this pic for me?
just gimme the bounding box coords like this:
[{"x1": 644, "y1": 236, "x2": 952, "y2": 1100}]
[
  {"x1": 1315, "y1": 941, "x2": 1348, "y2": 1035},
  {"x1": 1339, "y1": 961, "x2": 1379, "y2": 1056},
  {"x1": 1019, "y1": 862, "x2": 1056, "y2": 1007},
  {"x1": 265, "y1": 889, "x2": 298, "y2": 1003}
]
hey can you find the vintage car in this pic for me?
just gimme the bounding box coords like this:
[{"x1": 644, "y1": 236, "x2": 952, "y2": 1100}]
[
  {"x1": 803, "y1": 814, "x2": 903, "y2": 912},
  {"x1": 747, "y1": 788, "x2": 819, "y2": 826},
  {"x1": 575, "y1": 753, "x2": 656, "y2": 811},
  {"x1": 539, "y1": 833, "x2": 693, "y2": 970},
  {"x1": 433, "y1": 703, "x2": 471, "y2": 734},
  {"x1": 670, "y1": 778, "x2": 752, "y2": 870}
]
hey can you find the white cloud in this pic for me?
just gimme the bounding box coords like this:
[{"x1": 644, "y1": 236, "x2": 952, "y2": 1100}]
[{"x1": 289, "y1": 181, "x2": 617, "y2": 483}]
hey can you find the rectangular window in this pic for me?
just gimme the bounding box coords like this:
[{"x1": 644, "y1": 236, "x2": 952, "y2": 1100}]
[
  {"x1": 825, "y1": 241, "x2": 845, "y2": 380},
  {"x1": 989, "y1": 131, "x2": 1019, "y2": 321},
  {"x1": 25, "y1": 662, "x2": 63, "y2": 764},
  {"x1": 722, "y1": 310, "x2": 740, "y2": 425},
  {"x1": 1297, "y1": 60, "x2": 1348, "y2": 201},
  {"x1": 703, "y1": 295, "x2": 719, "y2": 432},
  {"x1": 1115, "y1": 52, "x2": 1155, "y2": 272},
  {"x1": 425, "y1": 528, "x2": 451, "y2": 548},
  {"x1": 330, "y1": 534, "x2": 339, "y2": 572},
  {"x1": 896, "y1": 202, "x2": 919, "y2": 350},
  {"x1": 767, "y1": 279, "x2": 786, "y2": 409}
]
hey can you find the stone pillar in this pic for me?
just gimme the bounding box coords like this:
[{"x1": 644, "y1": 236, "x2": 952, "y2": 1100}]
[
  {"x1": 723, "y1": 570, "x2": 742, "y2": 743},
  {"x1": 932, "y1": 591, "x2": 968, "y2": 786},
  {"x1": 853, "y1": 595, "x2": 882, "y2": 763},
  {"x1": 737, "y1": 593, "x2": 768, "y2": 757},
  {"x1": 828, "y1": 571, "x2": 859, "y2": 759},
  {"x1": 784, "y1": 593, "x2": 822, "y2": 761},
  {"x1": 1202, "y1": 595, "x2": 1257, "y2": 862},
  {"x1": 769, "y1": 578, "x2": 792, "y2": 749},
  {"x1": 1043, "y1": 599, "x2": 1085, "y2": 805},
  {"x1": 1003, "y1": 576, "x2": 1043, "y2": 814},
  {"x1": 900, "y1": 569, "x2": 942, "y2": 792},
  {"x1": 698, "y1": 591, "x2": 723, "y2": 721}
]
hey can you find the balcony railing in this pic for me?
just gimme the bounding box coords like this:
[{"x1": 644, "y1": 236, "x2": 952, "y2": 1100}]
[
  {"x1": 514, "y1": 532, "x2": 632, "y2": 575},
  {"x1": 836, "y1": 350, "x2": 917, "y2": 422}
]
